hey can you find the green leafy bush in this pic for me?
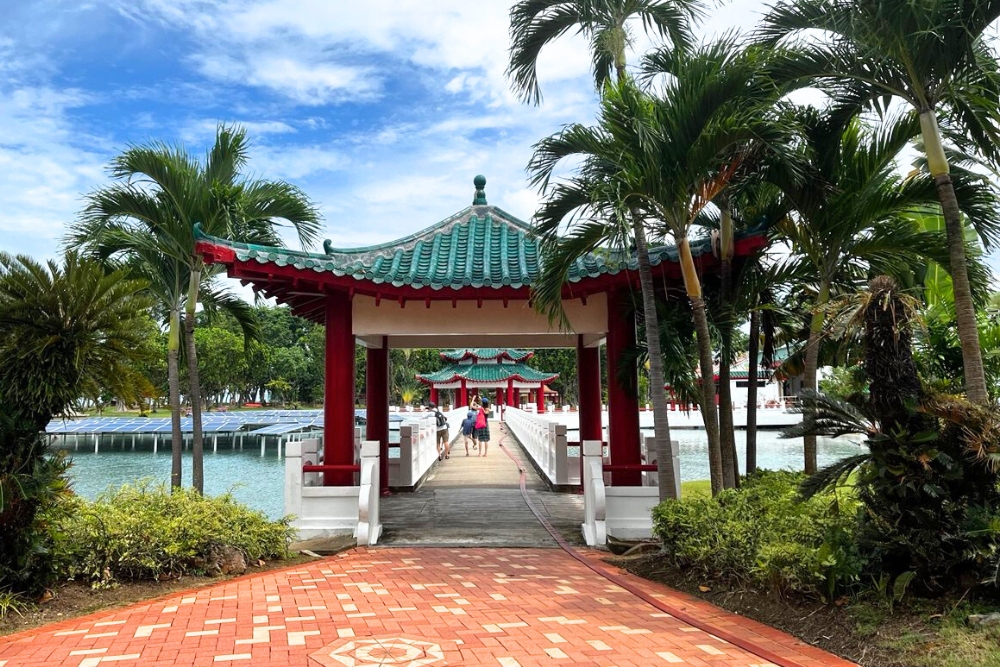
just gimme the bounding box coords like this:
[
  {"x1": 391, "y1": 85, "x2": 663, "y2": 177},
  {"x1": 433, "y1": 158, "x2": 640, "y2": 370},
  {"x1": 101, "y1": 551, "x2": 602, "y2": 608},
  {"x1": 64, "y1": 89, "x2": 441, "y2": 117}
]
[
  {"x1": 48, "y1": 482, "x2": 294, "y2": 586},
  {"x1": 652, "y1": 470, "x2": 864, "y2": 599}
]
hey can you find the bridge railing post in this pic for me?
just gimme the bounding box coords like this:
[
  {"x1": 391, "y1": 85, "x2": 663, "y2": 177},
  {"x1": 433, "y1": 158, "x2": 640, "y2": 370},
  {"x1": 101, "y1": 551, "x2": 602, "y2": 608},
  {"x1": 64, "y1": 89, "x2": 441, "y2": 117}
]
[
  {"x1": 357, "y1": 440, "x2": 381, "y2": 546},
  {"x1": 581, "y1": 439, "x2": 607, "y2": 546}
]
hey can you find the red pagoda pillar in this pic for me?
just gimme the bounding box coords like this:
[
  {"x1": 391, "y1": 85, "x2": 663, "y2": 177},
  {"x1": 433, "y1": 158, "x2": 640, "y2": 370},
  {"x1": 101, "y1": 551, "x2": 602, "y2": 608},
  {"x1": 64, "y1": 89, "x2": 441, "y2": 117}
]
[
  {"x1": 495, "y1": 388, "x2": 503, "y2": 411},
  {"x1": 536, "y1": 384, "x2": 546, "y2": 413},
  {"x1": 506, "y1": 379, "x2": 514, "y2": 411},
  {"x1": 577, "y1": 335, "x2": 603, "y2": 443},
  {"x1": 459, "y1": 380, "x2": 468, "y2": 408},
  {"x1": 429, "y1": 387, "x2": 438, "y2": 405},
  {"x1": 324, "y1": 291, "x2": 355, "y2": 486},
  {"x1": 365, "y1": 337, "x2": 389, "y2": 495},
  {"x1": 606, "y1": 288, "x2": 641, "y2": 485}
]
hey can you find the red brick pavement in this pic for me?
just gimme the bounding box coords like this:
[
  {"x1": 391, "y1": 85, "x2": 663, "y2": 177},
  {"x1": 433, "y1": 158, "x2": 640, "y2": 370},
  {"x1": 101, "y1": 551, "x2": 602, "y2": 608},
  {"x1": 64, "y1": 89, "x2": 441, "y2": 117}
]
[{"x1": 0, "y1": 548, "x2": 856, "y2": 667}]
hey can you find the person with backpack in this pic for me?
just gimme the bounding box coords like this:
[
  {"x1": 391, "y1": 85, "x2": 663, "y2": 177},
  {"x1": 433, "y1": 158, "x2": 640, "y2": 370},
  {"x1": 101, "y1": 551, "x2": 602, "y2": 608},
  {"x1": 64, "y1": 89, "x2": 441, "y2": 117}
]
[
  {"x1": 429, "y1": 402, "x2": 450, "y2": 460},
  {"x1": 460, "y1": 405, "x2": 476, "y2": 456}
]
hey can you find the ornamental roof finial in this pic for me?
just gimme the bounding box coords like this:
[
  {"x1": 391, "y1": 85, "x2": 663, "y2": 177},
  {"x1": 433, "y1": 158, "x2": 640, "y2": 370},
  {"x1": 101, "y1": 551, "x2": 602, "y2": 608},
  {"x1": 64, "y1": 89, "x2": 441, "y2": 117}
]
[{"x1": 473, "y1": 174, "x2": 487, "y2": 205}]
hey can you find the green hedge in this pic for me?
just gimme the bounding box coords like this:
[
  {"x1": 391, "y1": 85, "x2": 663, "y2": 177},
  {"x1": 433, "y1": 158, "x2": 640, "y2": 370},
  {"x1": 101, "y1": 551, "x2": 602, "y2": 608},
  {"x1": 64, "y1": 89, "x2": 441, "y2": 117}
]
[
  {"x1": 652, "y1": 470, "x2": 864, "y2": 599},
  {"x1": 48, "y1": 482, "x2": 295, "y2": 586}
]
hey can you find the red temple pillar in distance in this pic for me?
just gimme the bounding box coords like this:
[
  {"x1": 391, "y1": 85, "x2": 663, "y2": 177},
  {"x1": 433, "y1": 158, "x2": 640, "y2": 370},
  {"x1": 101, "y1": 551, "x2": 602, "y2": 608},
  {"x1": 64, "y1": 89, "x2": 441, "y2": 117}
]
[
  {"x1": 324, "y1": 291, "x2": 355, "y2": 486},
  {"x1": 514, "y1": 389, "x2": 521, "y2": 406},
  {"x1": 606, "y1": 288, "x2": 641, "y2": 485},
  {"x1": 365, "y1": 337, "x2": 389, "y2": 495},
  {"x1": 537, "y1": 384, "x2": 546, "y2": 413},
  {"x1": 495, "y1": 388, "x2": 503, "y2": 412},
  {"x1": 460, "y1": 380, "x2": 468, "y2": 408},
  {"x1": 429, "y1": 386, "x2": 438, "y2": 405},
  {"x1": 506, "y1": 379, "x2": 514, "y2": 412},
  {"x1": 577, "y1": 335, "x2": 603, "y2": 443}
]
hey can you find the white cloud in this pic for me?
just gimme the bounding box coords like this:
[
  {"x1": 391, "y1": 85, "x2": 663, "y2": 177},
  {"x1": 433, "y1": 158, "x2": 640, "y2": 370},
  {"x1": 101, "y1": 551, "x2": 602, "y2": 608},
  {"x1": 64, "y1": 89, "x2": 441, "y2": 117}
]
[{"x1": 0, "y1": 85, "x2": 109, "y2": 257}]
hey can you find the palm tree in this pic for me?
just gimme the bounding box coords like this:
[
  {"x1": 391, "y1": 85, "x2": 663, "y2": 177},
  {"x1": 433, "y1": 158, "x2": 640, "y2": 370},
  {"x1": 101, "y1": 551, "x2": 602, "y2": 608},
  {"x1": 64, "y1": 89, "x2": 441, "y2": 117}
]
[
  {"x1": 774, "y1": 109, "x2": 998, "y2": 473},
  {"x1": 69, "y1": 125, "x2": 321, "y2": 493},
  {"x1": 760, "y1": 0, "x2": 1000, "y2": 404},
  {"x1": 507, "y1": 0, "x2": 703, "y2": 105},
  {"x1": 509, "y1": 0, "x2": 702, "y2": 499},
  {"x1": 637, "y1": 39, "x2": 795, "y2": 494},
  {"x1": 530, "y1": 36, "x2": 795, "y2": 495},
  {"x1": 0, "y1": 252, "x2": 150, "y2": 592}
]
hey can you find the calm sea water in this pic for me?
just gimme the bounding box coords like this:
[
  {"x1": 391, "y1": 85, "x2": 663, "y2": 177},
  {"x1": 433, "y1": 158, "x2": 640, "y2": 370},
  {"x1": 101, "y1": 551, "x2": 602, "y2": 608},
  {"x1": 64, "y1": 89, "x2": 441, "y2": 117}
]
[{"x1": 54, "y1": 426, "x2": 863, "y2": 520}]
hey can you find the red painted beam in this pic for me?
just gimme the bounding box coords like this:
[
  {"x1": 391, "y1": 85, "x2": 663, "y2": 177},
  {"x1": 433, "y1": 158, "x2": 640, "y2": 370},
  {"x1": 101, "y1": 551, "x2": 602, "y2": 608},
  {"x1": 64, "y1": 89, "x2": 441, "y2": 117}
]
[
  {"x1": 606, "y1": 288, "x2": 642, "y2": 486},
  {"x1": 576, "y1": 336, "x2": 603, "y2": 443},
  {"x1": 324, "y1": 292, "x2": 355, "y2": 486},
  {"x1": 365, "y1": 338, "x2": 390, "y2": 496}
]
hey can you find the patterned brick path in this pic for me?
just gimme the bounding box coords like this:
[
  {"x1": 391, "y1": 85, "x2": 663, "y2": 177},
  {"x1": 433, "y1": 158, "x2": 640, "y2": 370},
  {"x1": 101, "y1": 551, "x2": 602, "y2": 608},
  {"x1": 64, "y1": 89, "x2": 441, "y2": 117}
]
[{"x1": 0, "y1": 547, "x2": 855, "y2": 667}]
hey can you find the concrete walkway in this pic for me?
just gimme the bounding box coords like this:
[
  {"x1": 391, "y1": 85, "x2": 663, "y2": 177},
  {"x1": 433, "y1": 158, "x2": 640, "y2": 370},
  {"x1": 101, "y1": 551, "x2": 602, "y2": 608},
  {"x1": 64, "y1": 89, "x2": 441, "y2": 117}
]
[
  {"x1": 381, "y1": 424, "x2": 583, "y2": 547},
  {"x1": 0, "y1": 423, "x2": 858, "y2": 667}
]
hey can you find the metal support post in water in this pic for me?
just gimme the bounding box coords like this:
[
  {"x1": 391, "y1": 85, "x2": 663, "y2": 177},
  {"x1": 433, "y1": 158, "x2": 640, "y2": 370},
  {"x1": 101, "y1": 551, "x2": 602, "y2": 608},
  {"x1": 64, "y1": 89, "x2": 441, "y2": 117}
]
[
  {"x1": 153, "y1": 434, "x2": 158, "y2": 453},
  {"x1": 213, "y1": 435, "x2": 218, "y2": 453},
  {"x1": 277, "y1": 436, "x2": 283, "y2": 459},
  {"x1": 94, "y1": 433, "x2": 99, "y2": 453},
  {"x1": 261, "y1": 436, "x2": 266, "y2": 457},
  {"x1": 131, "y1": 435, "x2": 136, "y2": 450}
]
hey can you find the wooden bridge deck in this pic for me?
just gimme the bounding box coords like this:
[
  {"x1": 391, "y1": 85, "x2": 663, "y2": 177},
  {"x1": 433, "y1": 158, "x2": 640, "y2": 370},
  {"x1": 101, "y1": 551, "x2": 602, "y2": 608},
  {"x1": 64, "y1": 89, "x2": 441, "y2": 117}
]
[{"x1": 380, "y1": 422, "x2": 584, "y2": 547}]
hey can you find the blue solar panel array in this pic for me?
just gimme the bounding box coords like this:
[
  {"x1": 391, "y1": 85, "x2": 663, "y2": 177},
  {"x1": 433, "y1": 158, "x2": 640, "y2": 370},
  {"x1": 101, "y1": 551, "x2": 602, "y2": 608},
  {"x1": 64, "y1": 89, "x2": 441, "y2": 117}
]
[{"x1": 45, "y1": 409, "x2": 422, "y2": 435}]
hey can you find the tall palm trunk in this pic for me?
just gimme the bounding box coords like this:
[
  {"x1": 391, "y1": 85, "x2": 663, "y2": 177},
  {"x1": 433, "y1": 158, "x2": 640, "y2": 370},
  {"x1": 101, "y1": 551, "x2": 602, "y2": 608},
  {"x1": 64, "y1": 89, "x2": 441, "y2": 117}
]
[
  {"x1": 746, "y1": 308, "x2": 760, "y2": 474},
  {"x1": 678, "y1": 236, "x2": 723, "y2": 495},
  {"x1": 633, "y1": 216, "x2": 678, "y2": 500},
  {"x1": 185, "y1": 259, "x2": 204, "y2": 493},
  {"x1": 167, "y1": 307, "x2": 182, "y2": 488},
  {"x1": 802, "y1": 279, "x2": 830, "y2": 475},
  {"x1": 717, "y1": 204, "x2": 738, "y2": 489},
  {"x1": 919, "y1": 110, "x2": 989, "y2": 404}
]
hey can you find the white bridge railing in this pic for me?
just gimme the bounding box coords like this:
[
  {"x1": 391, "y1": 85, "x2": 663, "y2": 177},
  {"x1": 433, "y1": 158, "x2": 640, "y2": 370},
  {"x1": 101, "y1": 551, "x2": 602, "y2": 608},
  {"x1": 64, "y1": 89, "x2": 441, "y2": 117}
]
[
  {"x1": 503, "y1": 407, "x2": 575, "y2": 485},
  {"x1": 389, "y1": 420, "x2": 437, "y2": 487},
  {"x1": 284, "y1": 437, "x2": 381, "y2": 545}
]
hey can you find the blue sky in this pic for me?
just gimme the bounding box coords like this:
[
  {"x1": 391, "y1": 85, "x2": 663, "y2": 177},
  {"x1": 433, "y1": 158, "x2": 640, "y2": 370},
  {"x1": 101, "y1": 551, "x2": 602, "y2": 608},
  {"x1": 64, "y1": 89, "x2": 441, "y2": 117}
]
[
  {"x1": 2, "y1": 0, "x2": 997, "y2": 281},
  {"x1": 0, "y1": 0, "x2": 773, "y2": 261}
]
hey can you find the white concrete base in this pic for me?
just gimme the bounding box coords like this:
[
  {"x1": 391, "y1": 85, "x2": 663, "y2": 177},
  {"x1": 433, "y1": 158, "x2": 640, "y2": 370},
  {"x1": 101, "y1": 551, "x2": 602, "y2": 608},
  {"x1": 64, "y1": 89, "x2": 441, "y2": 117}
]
[
  {"x1": 294, "y1": 486, "x2": 366, "y2": 540},
  {"x1": 605, "y1": 487, "x2": 660, "y2": 540}
]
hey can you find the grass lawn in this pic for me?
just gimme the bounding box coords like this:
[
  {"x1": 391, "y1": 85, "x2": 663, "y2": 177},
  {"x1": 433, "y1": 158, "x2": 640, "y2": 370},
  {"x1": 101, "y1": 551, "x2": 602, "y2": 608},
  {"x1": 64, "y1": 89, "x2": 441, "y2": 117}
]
[{"x1": 680, "y1": 479, "x2": 712, "y2": 498}]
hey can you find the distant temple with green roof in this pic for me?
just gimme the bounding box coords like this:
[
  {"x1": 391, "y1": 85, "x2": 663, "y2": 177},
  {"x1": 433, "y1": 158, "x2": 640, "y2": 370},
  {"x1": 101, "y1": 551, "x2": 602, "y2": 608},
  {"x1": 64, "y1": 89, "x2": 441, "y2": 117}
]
[{"x1": 417, "y1": 348, "x2": 558, "y2": 411}]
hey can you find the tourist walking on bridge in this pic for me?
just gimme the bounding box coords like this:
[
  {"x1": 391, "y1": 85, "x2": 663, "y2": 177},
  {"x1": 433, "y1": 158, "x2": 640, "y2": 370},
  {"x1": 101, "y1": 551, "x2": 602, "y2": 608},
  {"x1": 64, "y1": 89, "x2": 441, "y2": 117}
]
[
  {"x1": 473, "y1": 397, "x2": 489, "y2": 457},
  {"x1": 430, "y1": 402, "x2": 449, "y2": 460}
]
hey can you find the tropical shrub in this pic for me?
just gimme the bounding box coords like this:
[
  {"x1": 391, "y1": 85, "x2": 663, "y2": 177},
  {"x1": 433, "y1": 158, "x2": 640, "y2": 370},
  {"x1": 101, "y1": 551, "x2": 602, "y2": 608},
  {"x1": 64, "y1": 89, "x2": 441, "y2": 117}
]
[
  {"x1": 652, "y1": 470, "x2": 863, "y2": 599},
  {"x1": 790, "y1": 277, "x2": 1000, "y2": 593},
  {"x1": 48, "y1": 483, "x2": 294, "y2": 587}
]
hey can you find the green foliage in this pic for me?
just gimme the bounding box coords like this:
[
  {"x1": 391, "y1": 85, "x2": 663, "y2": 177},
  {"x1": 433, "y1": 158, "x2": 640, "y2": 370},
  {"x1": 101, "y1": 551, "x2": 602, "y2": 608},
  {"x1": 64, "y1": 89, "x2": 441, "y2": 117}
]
[
  {"x1": 819, "y1": 365, "x2": 867, "y2": 402},
  {"x1": 652, "y1": 471, "x2": 864, "y2": 599},
  {"x1": 49, "y1": 482, "x2": 294, "y2": 587},
  {"x1": 0, "y1": 441, "x2": 74, "y2": 594},
  {"x1": 0, "y1": 252, "x2": 152, "y2": 594}
]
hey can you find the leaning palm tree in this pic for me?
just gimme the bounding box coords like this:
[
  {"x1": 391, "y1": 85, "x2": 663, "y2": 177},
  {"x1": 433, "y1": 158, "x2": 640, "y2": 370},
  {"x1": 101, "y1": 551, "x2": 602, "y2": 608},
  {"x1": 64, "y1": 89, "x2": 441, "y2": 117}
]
[
  {"x1": 69, "y1": 125, "x2": 321, "y2": 493},
  {"x1": 529, "y1": 81, "x2": 681, "y2": 500},
  {"x1": 774, "y1": 108, "x2": 998, "y2": 473},
  {"x1": 510, "y1": 0, "x2": 702, "y2": 499},
  {"x1": 507, "y1": 0, "x2": 703, "y2": 104},
  {"x1": 530, "y1": 38, "x2": 795, "y2": 495},
  {"x1": 759, "y1": 0, "x2": 1000, "y2": 404}
]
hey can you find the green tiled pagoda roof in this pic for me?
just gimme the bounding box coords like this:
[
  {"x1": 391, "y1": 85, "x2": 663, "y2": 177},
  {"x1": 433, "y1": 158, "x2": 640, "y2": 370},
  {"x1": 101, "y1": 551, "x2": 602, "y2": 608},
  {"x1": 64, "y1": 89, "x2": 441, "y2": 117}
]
[
  {"x1": 441, "y1": 348, "x2": 533, "y2": 362},
  {"x1": 193, "y1": 198, "x2": 726, "y2": 292},
  {"x1": 417, "y1": 362, "x2": 558, "y2": 385}
]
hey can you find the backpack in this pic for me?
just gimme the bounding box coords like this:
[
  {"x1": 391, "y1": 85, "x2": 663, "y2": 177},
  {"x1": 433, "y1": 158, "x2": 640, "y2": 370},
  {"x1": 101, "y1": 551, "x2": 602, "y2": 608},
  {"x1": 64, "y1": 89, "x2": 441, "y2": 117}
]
[{"x1": 435, "y1": 410, "x2": 447, "y2": 428}]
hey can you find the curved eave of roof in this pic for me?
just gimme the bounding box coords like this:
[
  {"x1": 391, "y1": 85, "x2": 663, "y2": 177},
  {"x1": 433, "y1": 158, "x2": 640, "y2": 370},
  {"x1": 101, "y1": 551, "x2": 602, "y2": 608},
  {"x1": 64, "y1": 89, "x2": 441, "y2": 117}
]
[
  {"x1": 440, "y1": 348, "x2": 534, "y2": 362},
  {"x1": 416, "y1": 364, "x2": 559, "y2": 385},
  {"x1": 193, "y1": 216, "x2": 767, "y2": 293}
]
